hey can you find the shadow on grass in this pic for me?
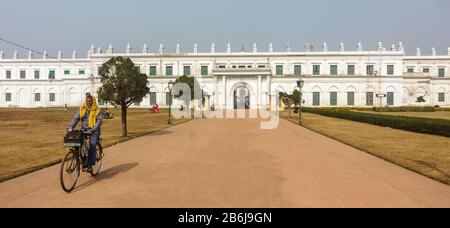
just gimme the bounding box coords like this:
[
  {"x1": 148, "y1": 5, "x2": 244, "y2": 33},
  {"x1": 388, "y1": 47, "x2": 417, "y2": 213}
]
[{"x1": 72, "y1": 162, "x2": 139, "y2": 193}]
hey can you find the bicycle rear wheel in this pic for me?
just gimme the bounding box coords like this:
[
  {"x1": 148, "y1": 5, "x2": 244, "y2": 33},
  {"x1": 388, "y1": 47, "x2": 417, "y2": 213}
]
[
  {"x1": 60, "y1": 150, "x2": 80, "y2": 193},
  {"x1": 90, "y1": 144, "x2": 103, "y2": 177}
]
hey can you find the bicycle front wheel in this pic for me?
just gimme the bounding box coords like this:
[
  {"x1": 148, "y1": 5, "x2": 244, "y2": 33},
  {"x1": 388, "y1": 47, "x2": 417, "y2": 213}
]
[
  {"x1": 90, "y1": 144, "x2": 103, "y2": 177},
  {"x1": 60, "y1": 150, "x2": 80, "y2": 193}
]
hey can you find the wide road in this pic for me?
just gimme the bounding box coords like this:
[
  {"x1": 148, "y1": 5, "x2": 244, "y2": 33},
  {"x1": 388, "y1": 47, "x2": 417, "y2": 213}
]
[{"x1": 1, "y1": 115, "x2": 449, "y2": 208}]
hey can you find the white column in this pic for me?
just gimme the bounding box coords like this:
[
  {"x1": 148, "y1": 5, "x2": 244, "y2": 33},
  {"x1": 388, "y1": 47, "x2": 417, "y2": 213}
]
[
  {"x1": 257, "y1": 75, "x2": 262, "y2": 109},
  {"x1": 222, "y1": 76, "x2": 227, "y2": 109}
]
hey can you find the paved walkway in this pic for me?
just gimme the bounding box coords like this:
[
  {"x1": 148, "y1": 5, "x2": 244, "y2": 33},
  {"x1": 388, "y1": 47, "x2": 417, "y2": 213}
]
[{"x1": 1, "y1": 116, "x2": 449, "y2": 208}]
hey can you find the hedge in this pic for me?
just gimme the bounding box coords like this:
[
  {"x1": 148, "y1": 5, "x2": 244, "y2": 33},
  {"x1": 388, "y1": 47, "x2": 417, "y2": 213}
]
[
  {"x1": 372, "y1": 106, "x2": 436, "y2": 112},
  {"x1": 302, "y1": 107, "x2": 450, "y2": 137}
]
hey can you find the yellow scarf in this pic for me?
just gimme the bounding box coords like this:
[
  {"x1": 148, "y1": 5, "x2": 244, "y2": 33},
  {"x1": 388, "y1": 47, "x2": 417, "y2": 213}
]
[{"x1": 80, "y1": 96, "x2": 100, "y2": 128}]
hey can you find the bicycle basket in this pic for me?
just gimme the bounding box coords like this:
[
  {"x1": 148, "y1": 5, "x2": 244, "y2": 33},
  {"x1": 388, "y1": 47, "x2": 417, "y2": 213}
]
[{"x1": 64, "y1": 130, "x2": 83, "y2": 147}]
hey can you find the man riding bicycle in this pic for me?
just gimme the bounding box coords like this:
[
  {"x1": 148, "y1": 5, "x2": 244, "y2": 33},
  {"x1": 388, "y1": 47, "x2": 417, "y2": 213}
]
[{"x1": 67, "y1": 95, "x2": 103, "y2": 173}]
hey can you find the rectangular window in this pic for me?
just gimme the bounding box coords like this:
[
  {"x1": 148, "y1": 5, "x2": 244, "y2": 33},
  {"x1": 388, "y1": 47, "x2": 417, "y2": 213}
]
[
  {"x1": 34, "y1": 70, "x2": 40, "y2": 79},
  {"x1": 407, "y1": 68, "x2": 414, "y2": 73},
  {"x1": 276, "y1": 65, "x2": 283, "y2": 76},
  {"x1": 294, "y1": 65, "x2": 302, "y2": 75},
  {"x1": 438, "y1": 93, "x2": 445, "y2": 102},
  {"x1": 183, "y1": 66, "x2": 191, "y2": 76},
  {"x1": 64, "y1": 70, "x2": 70, "y2": 75},
  {"x1": 166, "y1": 66, "x2": 173, "y2": 76},
  {"x1": 387, "y1": 65, "x2": 394, "y2": 75},
  {"x1": 150, "y1": 92, "x2": 157, "y2": 105},
  {"x1": 49, "y1": 70, "x2": 55, "y2": 79},
  {"x1": 201, "y1": 66, "x2": 208, "y2": 76},
  {"x1": 313, "y1": 92, "x2": 320, "y2": 106},
  {"x1": 367, "y1": 65, "x2": 374, "y2": 75},
  {"x1": 423, "y1": 68, "x2": 430, "y2": 73},
  {"x1": 6, "y1": 70, "x2": 11, "y2": 79},
  {"x1": 438, "y1": 68, "x2": 445, "y2": 78},
  {"x1": 166, "y1": 92, "x2": 172, "y2": 106},
  {"x1": 366, "y1": 92, "x2": 374, "y2": 106},
  {"x1": 78, "y1": 69, "x2": 85, "y2": 75},
  {"x1": 313, "y1": 65, "x2": 321, "y2": 75},
  {"x1": 347, "y1": 92, "x2": 355, "y2": 106},
  {"x1": 5, "y1": 93, "x2": 12, "y2": 102},
  {"x1": 49, "y1": 93, "x2": 56, "y2": 102},
  {"x1": 20, "y1": 70, "x2": 26, "y2": 79},
  {"x1": 149, "y1": 66, "x2": 157, "y2": 76},
  {"x1": 387, "y1": 92, "x2": 394, "y2": 106},
  {"x1": 258, "y1": 65, "x2": 266, "y2": 68},
  {"x1": 34, "y1": 93, "x2": 41, "y2": 102},
  {"x1": 330, "y1": 65, "x2": 338, "y2": 75},
  {"x1": 219, "y1": 65, "x2": 226, "y2": 69},
  {"x1": 135, "y1": 66, "x2": 141, "y2": 73},
  {"x1": 330, "y1": 92, "x2": 338, "y2": 106},
  {"x1": 347, "y1": 65, "x2": 355, "y2": 75}
]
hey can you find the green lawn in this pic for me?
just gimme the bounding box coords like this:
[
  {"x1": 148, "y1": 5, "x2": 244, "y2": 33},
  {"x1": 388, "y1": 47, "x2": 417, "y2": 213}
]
[
  {"x1": 0, "y1": 108, "x2": 190, "y2": 182},
  {"x1": 281, "y1": 111, "x2": 450, "y2": 185}
]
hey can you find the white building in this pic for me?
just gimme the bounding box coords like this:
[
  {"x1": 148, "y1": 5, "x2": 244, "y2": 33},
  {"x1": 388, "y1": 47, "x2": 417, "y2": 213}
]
[{"x1": 0, "y1": 42, "x2": 449, "y2": 109}]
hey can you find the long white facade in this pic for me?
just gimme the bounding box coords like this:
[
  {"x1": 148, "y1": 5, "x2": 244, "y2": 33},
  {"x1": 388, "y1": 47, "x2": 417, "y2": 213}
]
[{"x1": 1, "y1": 42, "x2": 450, "y2": 109}]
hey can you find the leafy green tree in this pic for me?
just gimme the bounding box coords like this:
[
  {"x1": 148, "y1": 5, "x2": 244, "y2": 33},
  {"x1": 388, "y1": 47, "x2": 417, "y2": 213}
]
[
  {"x1": 280, "y1": 90, "x2": 301, "y2": 119},
  {"x1": 174, "y1": 76, "x2": 205, "y2": 113},
  {"x1": 98, "y1": 57, "x2": 149, "y2": 137}
]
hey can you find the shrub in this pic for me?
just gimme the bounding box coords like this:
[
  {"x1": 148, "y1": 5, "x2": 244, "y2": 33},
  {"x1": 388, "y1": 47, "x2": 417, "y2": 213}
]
[
  {"x1": 302, "y1": 107, "x2": 450, "y2": 137},
  {"x1": 372, "y1": 106, "x2": 436, "y2": 112}
]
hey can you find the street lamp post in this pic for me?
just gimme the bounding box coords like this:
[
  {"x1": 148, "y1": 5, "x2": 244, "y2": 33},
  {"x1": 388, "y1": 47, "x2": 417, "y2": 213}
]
[
  {"x1": 297, "y1": 80, "x2": 305, "y2": 126},
  {"x1": 168, "y1": 80, "x2": 174, "y2": 124}
]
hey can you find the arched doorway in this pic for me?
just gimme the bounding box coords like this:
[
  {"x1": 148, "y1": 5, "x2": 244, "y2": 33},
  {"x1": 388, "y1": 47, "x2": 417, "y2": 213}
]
[{"x1": 234, "y1": 86, "x2": 250, "y2": 109}]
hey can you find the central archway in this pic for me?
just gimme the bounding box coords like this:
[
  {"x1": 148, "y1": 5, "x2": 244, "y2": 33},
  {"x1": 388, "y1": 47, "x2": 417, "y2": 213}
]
[{"x1": 234, "y1": 86, "x2": 250, "y2": 109}]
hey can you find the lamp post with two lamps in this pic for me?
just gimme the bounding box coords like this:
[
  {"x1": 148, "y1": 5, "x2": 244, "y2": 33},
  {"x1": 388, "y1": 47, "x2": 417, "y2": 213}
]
[
  {"x1": 168, "y1": 80, "x2": 174, "y2": 124},
  {"x1": 296, "y1": 80, "x2": 305, "y2": 126}
]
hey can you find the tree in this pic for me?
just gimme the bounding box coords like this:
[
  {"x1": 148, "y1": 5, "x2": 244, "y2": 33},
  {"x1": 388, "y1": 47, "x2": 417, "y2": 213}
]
[
  {"x1": 416, "y1": 96, "x2": 426, "y2": 111},
  {"x1": 98, "y1": 57, "x2": 149, "y2": 137},
  {"x1": 279, "y1": 90, "x2": 301, "y2": 119},
  {"x1": 174, "y1": 75, "x2": 204, "y2": 113}
]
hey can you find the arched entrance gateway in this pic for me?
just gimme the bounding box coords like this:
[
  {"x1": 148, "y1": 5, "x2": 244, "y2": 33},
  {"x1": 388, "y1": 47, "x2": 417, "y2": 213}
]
[{"x1": 234, "y1": 86, "x2": 250, "y2": 109}]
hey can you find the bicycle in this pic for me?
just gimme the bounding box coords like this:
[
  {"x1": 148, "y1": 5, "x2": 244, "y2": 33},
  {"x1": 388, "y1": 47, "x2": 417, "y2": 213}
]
[{"x1": 60, "y1": 129, "x2": 103, "y2": 193}]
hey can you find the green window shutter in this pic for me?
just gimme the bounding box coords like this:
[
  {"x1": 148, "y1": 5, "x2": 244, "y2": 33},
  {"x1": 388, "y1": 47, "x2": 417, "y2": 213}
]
[
  {"x1": 294, "y1": 65, "x2": 302, "y2": 75},
  {"x1": 79, "y1": 69, "x2": 85, "y2": 75},
  {"x1": 64, "y1": 70, "x2": 70, "y2": 75},
  {"x1": 366, "y1": 92, "x2": 374, "y2": 106},
  {"x1": 276, "y1": 65, "x2": 283, "y2": 76},
  {"x1": 183, "y1": 66, "x2": 191, "y2": 76},
  {"x1": 313, "y1": 65, "x2": 320, "y2": 75},
  {"x1": 34, "y1": 93, "x2": 41, "y2": 102},
  {"x1": 330, "y1": 92, "x2": 337, "y2": 106},
  {"x1": 387, "y1": 65, "x2": 394, "y2": 75},
  {"x1": 347, "y1": 92, "x2": 355, "y2": 106},
  {"x1": 150, "y1": 92, "x2": 157, "y2": 105},
  {"x1": 348, "y1": 65, "x2": 355, "y2": 75},
  {"x1": 313, "y1": 92, "x2": 320, "y2": 106},
  {"x1": 407, "y1": 68, "x2": 414, "y2": 73},
  {"x1": 201, "y1": 66, "x2": 208, "y2": 76},
  {"x1": 166, "y1": 92, "x2": 172, "y2": 105},
  {"x1": 438, "y1": 68, "x2": 445, "y2": 77},
  {"x1": 20, "y1": 70, "x2": 26, "y2": 79},
  {"x1": 49, "y1": 70, "x2": 55, "y2": 79},
  {"x1": 34, "y1": 70, "x2": 40, "y2": 79},
  {"x1": 6, "y1": 70, "x2": 11, "y2": 79},
  {"x1": 438, "y1": 93, "x2": 445, "y2": 102},
  {"x1": 6, "y1": 93, "x2": 12, "y2": 102},
  {"x1": 166, "y1": 66, "x2": 173, "y2": 76},
  {"x1": 330, "y1": 65, "x2": 338, "y2": 75},
  {"x1": 49, "y1": 93, "x2": 55, "y2": 102},
  {"x1": 149, "y1": 66, "x2": 157, "y2": 76},
  {"x1": 367, "y1": 65, "x2": 374, "y2": 75},
  {"x1": 387, "y1": 92, "x2": 394, "y2": 106}
]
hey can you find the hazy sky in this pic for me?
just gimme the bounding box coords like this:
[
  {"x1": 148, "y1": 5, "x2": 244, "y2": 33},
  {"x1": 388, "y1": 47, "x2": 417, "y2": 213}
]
[{"x1": 1, "y1": 0, "x2": 449, "y2": 56}]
